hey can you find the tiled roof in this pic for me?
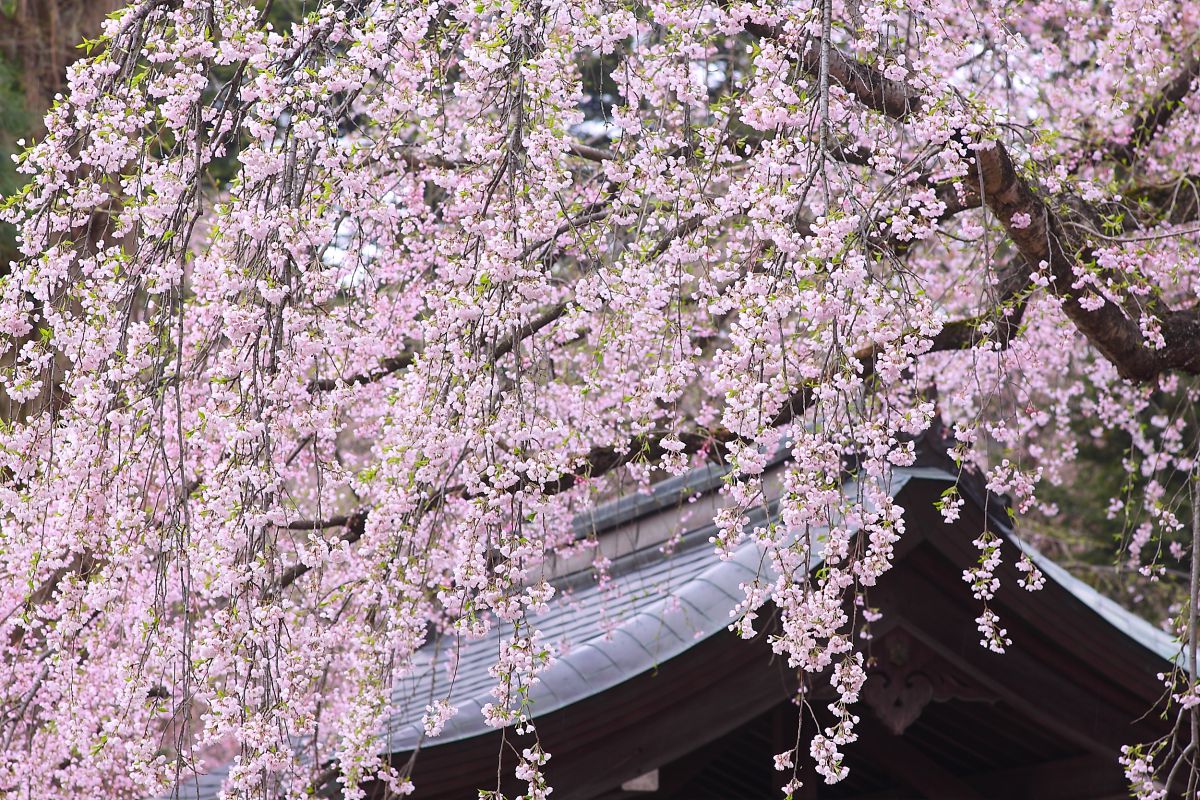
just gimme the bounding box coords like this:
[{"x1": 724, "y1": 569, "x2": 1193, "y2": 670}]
[{"x1": 165, "y1": 462, "x2": 1180, "y2": 799}]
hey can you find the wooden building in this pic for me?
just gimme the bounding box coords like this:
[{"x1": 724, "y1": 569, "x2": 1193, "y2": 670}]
[
  {"x1": 369, "y1": 448, "x2": 1177, "y2": 800},
  {"x1": 174, "y1": 442, "x2": 1180, "y2": 800}
]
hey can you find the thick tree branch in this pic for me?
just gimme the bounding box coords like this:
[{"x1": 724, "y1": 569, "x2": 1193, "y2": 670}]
[
  {"x1": 742, "y1": 26, "x2": 921, "y2": 120},
  {"x1": 279, "y1": 509, "x2": 369, "y2": 590},
  {"x1": 308, "y1": 354, "x2": 414, "y2": 392},
  {"x1": 1107, "y1": 55, "x2": 1200, "y2": 165},
  {"x1": 492, "y1": 304, "x2": 569, "y2": 360},
  {"x1": 969, "y1": 135, "x2": 1200, "y2": 381},
  {"x1": 743, "y1": 24, "x2": 1200, "y2": 382},
  {"x1": 398, "y1": 139, "x2": 615, "y2": 171},
  {"x1": 567, "y1": 141, "x2": 616, "y2": 162}
]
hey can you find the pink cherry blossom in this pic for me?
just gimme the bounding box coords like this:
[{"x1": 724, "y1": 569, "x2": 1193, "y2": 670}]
[{"x1": 0, "y1": 0, "x2": 1198, "y2": 796}]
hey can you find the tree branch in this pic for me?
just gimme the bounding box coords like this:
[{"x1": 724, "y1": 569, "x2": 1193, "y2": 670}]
[
  {"x1": 278, "y1": 292, "x2": 1031, "y2": 592},
  {"x1": 279, "y1": 509, "x2": 369, "y2": 590},
  {"x1": 742, "y1": 26, "x2": 922, "y2": 120},
  {"x1": 308, "y1": 354, "x2": 414, "y2": 392},
  {"x1": 969, "y1": 134, "x2": 1200, "y2": 381},
  {"x1": 743, "y1": 23, "x2": 1200, "y2": 382},
  {"x1": 539, "y1": 288, "x2": 1030, "y2": 499},
  {"x1": 276, "y1": 31, "x2": 1200, "y2": 595},
  {"x1": 397, "y1": 139, "x2": 615, "y2": 171},
  {"x1": 1107, "y1": 54, "x2": 1200, "y2": 165}
]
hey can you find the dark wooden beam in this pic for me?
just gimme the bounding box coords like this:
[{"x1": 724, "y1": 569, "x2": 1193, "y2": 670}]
[
  {"x1": 851, "y1": 714, "x2": 990, "y2": 799},
  {"x1": 375, "y1": 626, "x2": 800, "y2": 799},
  {"x1": 966, "y1": 753, "x2": 1130, "y2": 800},
  {"x1": 872, "y1": 562, "x2": 1160, "y2": 759}
]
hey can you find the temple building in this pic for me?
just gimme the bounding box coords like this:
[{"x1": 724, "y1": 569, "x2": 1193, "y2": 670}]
[
  {"x1": 176, "y1": 439, "x2": 1179, "y2": 800},
  {"x1": 368, "y1": 444, "x2": 1177, "y2": 800}
]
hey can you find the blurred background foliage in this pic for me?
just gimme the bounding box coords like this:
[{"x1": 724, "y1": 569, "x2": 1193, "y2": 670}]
[
  {"x1": 0, "y1": 0, "x2": 309, "y2": 261},
  {"x1": 0, "y1": 52, "x2": 32, "y2": 266}
]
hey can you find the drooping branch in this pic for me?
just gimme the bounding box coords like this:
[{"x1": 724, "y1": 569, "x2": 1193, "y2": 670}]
[
  {"x1": 328, "y1": 211, "x2": 706, "y2": 385},
  {"x1": 539, "y1": 275, "x2": 1037, "y2": 495},
  {"x1": 279, "y1": 21, "x2": 1200, "y2": 596},
  {"x1": 276, "y1": 288, "x2": 1036, "y2": 592},
  {"x1": 875, "y1": 178, "x2": 983, "y2": 258}
]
